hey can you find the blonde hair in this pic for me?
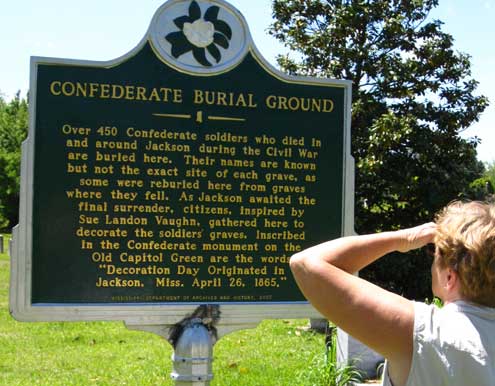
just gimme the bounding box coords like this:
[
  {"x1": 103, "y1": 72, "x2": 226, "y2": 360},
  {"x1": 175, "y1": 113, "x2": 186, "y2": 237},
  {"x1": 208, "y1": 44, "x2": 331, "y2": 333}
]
[{"x1": 435, "y1": 201, "x2": 495, "y2": 307}]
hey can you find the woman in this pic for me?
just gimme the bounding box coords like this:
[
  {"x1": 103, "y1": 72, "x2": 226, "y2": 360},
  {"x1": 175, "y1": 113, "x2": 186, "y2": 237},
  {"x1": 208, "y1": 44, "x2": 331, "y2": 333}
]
[{"x1": 290, "y1": 201, "x2": 495, "y2": 386}]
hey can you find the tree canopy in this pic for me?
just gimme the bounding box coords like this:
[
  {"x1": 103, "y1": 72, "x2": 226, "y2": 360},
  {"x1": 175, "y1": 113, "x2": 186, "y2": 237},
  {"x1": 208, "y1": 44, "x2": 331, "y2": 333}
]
[
  {"x1": 485, "y1": 161, "x2": 495, "y2": 188},
  {"x1": 269, "y1": 0, "x2": 489, "y2": 299},
  {"x1": 481, "y1": 161, "x2": 495, "y2": 200},
  {"x1": 0, "y1": 92, "x2": 28, "y2": 229}
]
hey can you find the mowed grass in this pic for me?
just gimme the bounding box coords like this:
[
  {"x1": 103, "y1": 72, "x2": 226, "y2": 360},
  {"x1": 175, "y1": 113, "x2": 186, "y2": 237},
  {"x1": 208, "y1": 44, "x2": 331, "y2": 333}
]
[{"x1": 0, "y1": 233, "x2": 326, "y2": 385}]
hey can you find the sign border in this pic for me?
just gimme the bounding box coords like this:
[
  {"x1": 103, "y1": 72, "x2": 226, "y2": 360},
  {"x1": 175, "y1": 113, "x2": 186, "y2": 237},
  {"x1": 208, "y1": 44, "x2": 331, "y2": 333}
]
[{"x1": 9, "y1": 0, "x2": 354, "y2": 327}]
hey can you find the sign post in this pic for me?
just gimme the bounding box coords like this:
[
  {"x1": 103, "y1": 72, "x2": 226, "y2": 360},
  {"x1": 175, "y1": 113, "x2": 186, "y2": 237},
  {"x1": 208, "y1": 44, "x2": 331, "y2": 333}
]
[{"x1": 10, "y1": 0, "x2": 353, "y2": 382}]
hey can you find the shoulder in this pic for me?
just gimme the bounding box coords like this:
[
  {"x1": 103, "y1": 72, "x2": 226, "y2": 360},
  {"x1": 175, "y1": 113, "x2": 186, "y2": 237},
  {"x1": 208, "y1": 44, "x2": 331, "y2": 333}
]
[
  {"x1": 414, "y1": 301, "x2": 495, "y2": 345},
  {"x1": 412, "y1": 302, "x2": 435, "y2": 335},
  {"x1": 412, "y1": 301, "x2": 465, "y2": 348},
  {"x1": 407, "y1": 301, "x2": 495, "y2": 385}
]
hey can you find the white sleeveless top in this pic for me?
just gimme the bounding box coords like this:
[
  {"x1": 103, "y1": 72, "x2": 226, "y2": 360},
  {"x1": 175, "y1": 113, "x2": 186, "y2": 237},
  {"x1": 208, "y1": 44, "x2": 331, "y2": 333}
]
[{"x1": 382, "y1": 301, "x2": 495, "y2": 386}]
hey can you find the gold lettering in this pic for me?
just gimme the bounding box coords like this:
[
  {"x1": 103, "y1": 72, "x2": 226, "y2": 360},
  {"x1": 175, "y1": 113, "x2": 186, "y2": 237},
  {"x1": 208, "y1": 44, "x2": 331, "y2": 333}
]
[
  {"x1": 100, "y1": 84, "x2": 110, "y2": 98},
  {"x1": 193, "y1": 89, "x2": 257, "y2": 108},
  {"x1": 265, "y1": 95, "x2": 334, "y2": 113},
  {"x1": 125, "y1": 85, "x2": 135, "y2": 100},
  {"x1": 50, "y1": 81, "x2": 61, "y2": 95},
  {"x1": 135, "y1": 87, "x2": 147, "y2": 101},
  {"x1": 89, "y1": 83, "x2": 99, "y2": 98},
  {"x1": 47, "y1": 81, "x2": 183, "y2": 103}
]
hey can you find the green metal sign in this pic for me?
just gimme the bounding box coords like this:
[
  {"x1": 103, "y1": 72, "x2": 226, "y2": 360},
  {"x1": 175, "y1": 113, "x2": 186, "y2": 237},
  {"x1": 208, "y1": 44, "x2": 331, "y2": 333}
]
[{"x1": 11, "y1": 0, "x2": 352, "y2": 322}]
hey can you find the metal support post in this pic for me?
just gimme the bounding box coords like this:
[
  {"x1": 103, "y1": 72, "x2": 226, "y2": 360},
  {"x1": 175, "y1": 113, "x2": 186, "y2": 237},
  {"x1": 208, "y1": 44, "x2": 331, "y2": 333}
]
[
  {"x1": 169, "y1": 305, "x2": 218, "y2": 385},
  {"x1": 126, "y1": 305, "x2": 268, "y2": 385},
  {"x1": 171, "y1": 318, "x2": 214, "y2": 385}
]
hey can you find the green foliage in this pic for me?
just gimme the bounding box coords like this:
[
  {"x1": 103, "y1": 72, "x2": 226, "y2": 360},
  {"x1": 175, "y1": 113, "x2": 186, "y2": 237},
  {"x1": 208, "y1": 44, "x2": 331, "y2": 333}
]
[
  {"x1": 269, "y1": 0, "x2": 489, "y2": 299},
  {"x1": 1, "y1": 242, "x2": 332, "y2": 385},
  {"x1": 295, "y1": 351, "x2": 363, "y2": 386},
  {"x1": 294, "y1": 325, "x2": 363, "y2": 386},
  {"x1": 484, "y1": 161, "x2": 495, "y2": 194},
  {"x1": 425, "y1": 296, "x2": 443, "y2": 308},
  {"x1": 0, "y1": 92, "x2": 28, "y2": 230},
  {"x1": 462, "y1": 176, "x2": 494, "y2": 201},
  {"x1": 326, "y1": 327, "x2": 363, "y2": 386}
]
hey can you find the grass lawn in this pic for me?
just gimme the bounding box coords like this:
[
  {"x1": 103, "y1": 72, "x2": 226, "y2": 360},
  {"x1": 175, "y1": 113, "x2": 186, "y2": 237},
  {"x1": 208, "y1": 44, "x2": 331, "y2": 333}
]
[{"x1": 0, "y1": 233, "x2": 328, "y2": 385}]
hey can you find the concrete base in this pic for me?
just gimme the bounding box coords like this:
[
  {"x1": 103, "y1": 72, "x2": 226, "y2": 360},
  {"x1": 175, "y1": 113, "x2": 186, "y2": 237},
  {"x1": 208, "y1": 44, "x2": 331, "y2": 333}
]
[
  {"x1": 309, "y1": 318, "x2": 328, "y2": 333},
  {"x1": 337, "y1": 329, "x2": 384, "y2": 380}
]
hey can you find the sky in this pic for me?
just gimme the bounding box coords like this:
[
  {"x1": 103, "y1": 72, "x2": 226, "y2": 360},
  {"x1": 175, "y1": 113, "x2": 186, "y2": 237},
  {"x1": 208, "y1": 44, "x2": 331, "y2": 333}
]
[{"x1": 1, "y1": 0, "x2": 493, "y2": 163}]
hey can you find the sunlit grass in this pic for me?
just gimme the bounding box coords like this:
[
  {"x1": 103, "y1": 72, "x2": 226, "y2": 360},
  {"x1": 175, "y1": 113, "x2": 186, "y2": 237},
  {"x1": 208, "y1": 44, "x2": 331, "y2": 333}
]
[{"x1": 1, "y1": 233, "x2": 329, "y2": 385}]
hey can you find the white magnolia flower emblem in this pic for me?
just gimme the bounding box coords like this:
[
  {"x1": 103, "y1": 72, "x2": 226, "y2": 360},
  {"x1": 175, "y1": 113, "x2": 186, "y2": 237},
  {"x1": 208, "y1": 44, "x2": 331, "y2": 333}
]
[
  {"x1": 183, "y1": 20, "x2": 215, "y2": 48},
  {"x1": 165, "y1": 1, "x2": 233, "y2": 67}
]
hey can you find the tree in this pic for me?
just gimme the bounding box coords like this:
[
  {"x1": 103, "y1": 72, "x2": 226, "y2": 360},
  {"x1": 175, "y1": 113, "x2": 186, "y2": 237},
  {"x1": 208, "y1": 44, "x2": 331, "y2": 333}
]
[
  {"x1": 484, "y1": 161, "x2": 495, "y2": 191},
  {"x1": 269, "y1": 0, "x2": 489, "y2": 299},
  {"x1": 0, "y1": 92, "x2": 28, "y2": 229}
]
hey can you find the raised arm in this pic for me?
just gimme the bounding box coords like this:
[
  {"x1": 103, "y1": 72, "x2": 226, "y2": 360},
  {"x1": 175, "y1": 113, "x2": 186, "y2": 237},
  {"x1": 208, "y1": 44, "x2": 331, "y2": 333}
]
[{"x1": 289, "y1": 223, "x2": 435, "y2": 384}]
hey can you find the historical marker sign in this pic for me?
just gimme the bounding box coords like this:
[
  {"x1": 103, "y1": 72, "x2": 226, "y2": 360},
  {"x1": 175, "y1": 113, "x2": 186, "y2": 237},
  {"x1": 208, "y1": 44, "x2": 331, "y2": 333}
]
[{"x1": 10, "y1": 0, "x2": 353, "y2": 325}]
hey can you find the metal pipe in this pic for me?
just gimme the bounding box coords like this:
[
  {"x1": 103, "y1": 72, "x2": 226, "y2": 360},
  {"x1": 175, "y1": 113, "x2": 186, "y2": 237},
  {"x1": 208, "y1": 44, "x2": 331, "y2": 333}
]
[{"x1": 171, "y1": 318, "x2": 214, "y2": 385}]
